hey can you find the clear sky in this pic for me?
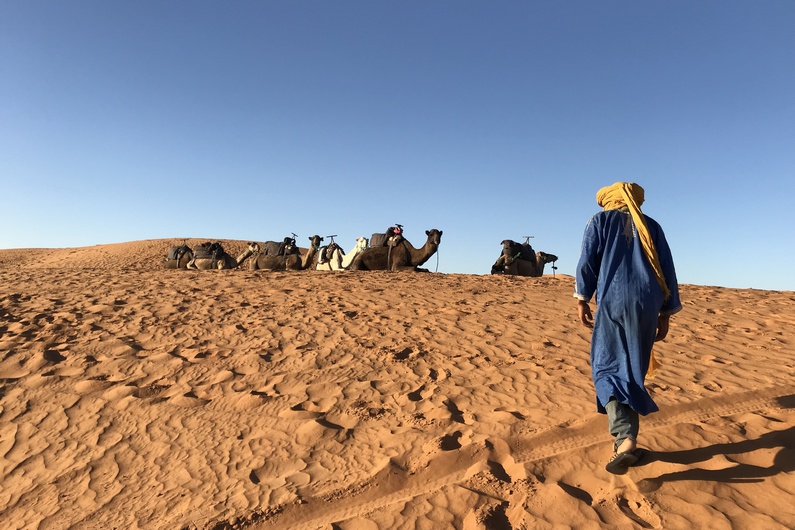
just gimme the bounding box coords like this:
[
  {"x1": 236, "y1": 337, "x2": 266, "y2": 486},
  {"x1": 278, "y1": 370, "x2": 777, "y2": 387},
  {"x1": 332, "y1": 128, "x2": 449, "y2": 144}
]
[{"x1": 2, "y1": 1, "x2": 793, "y2": 290}]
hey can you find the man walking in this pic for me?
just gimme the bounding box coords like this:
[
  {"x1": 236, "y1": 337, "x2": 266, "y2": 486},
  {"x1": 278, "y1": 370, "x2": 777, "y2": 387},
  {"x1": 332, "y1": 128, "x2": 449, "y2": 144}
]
[{"x1": 575, "y1": 182, "x2": 681, "y2": 474}]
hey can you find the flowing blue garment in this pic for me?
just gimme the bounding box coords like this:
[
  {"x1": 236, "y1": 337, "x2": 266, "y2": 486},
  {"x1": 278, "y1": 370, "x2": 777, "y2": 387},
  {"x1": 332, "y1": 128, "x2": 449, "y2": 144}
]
[{"x1": 575, "y1": 209, "x2": 681, "y2": 416}]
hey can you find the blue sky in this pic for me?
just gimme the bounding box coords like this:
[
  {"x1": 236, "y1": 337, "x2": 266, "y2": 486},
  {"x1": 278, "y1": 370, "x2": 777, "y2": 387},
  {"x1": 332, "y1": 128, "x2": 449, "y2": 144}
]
[{"x1": 2, "y1": 1, "x2": 793, "y2": 290}]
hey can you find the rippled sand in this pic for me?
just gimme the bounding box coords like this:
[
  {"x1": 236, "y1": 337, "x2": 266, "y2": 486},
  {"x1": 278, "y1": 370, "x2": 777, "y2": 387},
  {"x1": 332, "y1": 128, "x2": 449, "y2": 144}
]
[{"x1": 1, "y1": 239, "x2": 793, "y2": 529}]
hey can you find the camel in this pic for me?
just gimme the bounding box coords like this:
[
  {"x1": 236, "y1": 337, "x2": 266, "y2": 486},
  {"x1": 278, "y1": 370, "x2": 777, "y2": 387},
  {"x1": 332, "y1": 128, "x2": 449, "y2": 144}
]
[
  {"x1": 315, "y1": 236, "x2": 369, "y2": 271},
  {"x1": 164, "y1": 244, "x2": 193, "y2": 269},
  {"x1": 186, "y1": 242, "x2": 251, "y2": 270},
  {"x1": 490, "y1": 239, "x2": 558, "y2": 277},
  {"x1": 241, "y1": 235, "x2": 323, "y2": 271},
  {"x1": 349, "y1": 229, "x2": 443, "y2": 272}
]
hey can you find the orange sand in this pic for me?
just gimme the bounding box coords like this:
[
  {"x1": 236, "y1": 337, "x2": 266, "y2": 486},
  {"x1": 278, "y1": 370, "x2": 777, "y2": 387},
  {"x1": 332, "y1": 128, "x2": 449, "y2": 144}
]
[{"x1": 1, "y1": 239, "x2": 793, "y2": 529}]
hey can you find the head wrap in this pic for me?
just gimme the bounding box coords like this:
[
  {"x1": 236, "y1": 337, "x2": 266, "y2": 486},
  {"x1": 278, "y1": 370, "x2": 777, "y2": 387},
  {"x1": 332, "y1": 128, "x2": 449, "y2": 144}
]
[{"x1": 596, "y1": 182, "x2": 671, "y2": 300}]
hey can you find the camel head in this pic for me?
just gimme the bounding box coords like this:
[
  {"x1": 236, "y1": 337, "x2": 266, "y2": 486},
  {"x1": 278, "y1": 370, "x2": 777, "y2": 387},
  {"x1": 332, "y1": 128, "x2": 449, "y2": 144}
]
[
  {"x1": 355, "y1": 237, "x2": 368, "y2": 250},
  {"x1": 537, "y1": 251, "x2": 558, "y2": 264},
  {"x1": 247, "y1": 242, "x2": 261, "y2": 254},
  {"x1": 308, "y1": 235, "x2": 324, "y2": 250},
  {"x1": 426, "y1": 229, "x2": 443, "y2": 246},
  {"x1": 500, "y1": 239, "x2": 522, "y2": 256}
]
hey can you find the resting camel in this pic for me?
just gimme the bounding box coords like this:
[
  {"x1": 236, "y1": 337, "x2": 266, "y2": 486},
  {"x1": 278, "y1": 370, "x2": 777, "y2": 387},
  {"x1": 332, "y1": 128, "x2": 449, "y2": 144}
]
[
  {"x1": 490, "y1": 239, "x2": 558, "y2": 277},
  {"x1": 315, "y1": 237, "x2": 369, "y2": 271},
  {"x1": 164, "y1": 244, "x2": 193, "y2": 269},
  {"x1": 186, "y1": 242, "x2": 251, "y2": 270},
  {"x1": 241, "y1": 235, "x2": 323, "y2": 271},
  {"x1": 349, "y1": 229, "x2": 443, "y2": 272}
]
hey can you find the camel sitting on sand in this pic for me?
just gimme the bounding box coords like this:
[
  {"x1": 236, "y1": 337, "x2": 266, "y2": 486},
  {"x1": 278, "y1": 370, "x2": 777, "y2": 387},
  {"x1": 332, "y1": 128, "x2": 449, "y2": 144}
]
[
  {"x1": 186, "y1": 242, "x2": 251, "y2": 270},
  {"x1": 315, "y1": 237, "x2": 369, "y2": 271},
  {"x1": 349, "y1": 229, "x2": 443, "y2": 272},
  {"x1": 241, "y1": 235, "x2": 323, "y2": 271},
  {"x1": 164, "y1": 244, "x2": 193, "y2": 269},
  {"x1": 490, "y1": 239, "x2": 558, "y2": 277}
]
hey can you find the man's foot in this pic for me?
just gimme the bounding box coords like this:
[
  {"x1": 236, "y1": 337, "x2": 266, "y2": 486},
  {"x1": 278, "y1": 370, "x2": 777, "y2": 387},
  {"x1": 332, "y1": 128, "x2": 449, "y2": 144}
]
[
  {"x1": 605, "y1": 448, "x2": 644, "y2": 475},
  {"x1": 615, "y1": 437, "x2": 636, "y2": 454}
]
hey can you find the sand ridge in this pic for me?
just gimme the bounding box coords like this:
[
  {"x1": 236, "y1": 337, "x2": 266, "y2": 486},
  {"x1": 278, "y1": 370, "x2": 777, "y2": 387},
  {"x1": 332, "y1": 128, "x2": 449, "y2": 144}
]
[{"x1": 0, "y1": 239, "x2": 793, "y2": 529}]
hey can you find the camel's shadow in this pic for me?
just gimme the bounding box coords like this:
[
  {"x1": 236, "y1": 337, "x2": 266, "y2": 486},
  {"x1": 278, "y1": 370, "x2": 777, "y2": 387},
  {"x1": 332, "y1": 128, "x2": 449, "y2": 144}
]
[{"x1": 636, "y1": 394, "x2": 795, "y2": 493}]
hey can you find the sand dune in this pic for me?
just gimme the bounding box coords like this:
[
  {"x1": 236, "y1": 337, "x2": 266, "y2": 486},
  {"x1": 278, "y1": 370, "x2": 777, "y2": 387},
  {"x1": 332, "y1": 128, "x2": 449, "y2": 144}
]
[{"x1": 0, "y1": 239, "x2": 793, "y2": 529}]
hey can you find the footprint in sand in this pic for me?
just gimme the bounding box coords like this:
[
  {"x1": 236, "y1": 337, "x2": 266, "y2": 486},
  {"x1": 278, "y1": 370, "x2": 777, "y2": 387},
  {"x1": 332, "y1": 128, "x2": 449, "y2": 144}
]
[
  {"x1": 407, "y1": 430, "x2": 472, "y2": 472},
  {"x1": 703, "y1": 381, "x2": 723, "y2": 392},
  {"x1": 616, "y1": 491, "x2": 662, "y2": 528},
  {"x1": 347, "y1": 400, "x2": 390, "y2": 420},
  {"x1": 591, "y1": 487, "x2": 662, "y2": 528},
  {"x1": 132, "y1": 383, "x2": 171, "y2": 399}
]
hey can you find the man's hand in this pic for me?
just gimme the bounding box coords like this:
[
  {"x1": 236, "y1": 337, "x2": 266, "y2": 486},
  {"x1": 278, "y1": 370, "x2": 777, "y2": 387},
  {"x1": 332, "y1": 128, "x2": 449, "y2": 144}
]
[
  {"x1": 578, "y1": 300, "x2": 593, "y2": 328},
  {"x1": 655, "y1": 314, "x2": 670, "y2": 341}
]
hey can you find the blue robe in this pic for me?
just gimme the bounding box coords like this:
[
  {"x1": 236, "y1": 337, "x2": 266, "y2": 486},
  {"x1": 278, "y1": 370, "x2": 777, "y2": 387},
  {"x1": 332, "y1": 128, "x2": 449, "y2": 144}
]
[{"x1": 575, "y1": 209, "x2": 681, "y2": 416}]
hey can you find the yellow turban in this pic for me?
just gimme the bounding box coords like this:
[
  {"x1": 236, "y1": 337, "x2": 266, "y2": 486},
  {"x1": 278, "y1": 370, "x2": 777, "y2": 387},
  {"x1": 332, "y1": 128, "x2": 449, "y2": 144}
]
[
  {"x1": 596, "y1": 182, "x2": 670, "y2": 300},
  {"x1": 597, "y1": 181, "x2": 645, "y2": 211},
  {"x1": 597, "y1": 182, "x2": 668, "y2": 378}
]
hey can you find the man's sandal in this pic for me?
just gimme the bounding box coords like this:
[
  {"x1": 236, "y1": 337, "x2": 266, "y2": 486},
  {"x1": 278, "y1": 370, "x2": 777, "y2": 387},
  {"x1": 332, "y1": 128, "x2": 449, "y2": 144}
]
[{"x1": 605, "y1": 448, "x2": 644, "y2": 475}]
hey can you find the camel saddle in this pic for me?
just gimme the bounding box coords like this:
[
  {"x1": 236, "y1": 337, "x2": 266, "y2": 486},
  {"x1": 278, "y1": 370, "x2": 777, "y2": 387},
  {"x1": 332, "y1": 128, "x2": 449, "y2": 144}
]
[
  {"x1": 276, "y1": 237, "x2": 297, "y2": 256},
  {"x1": 318, "y1": 242, "x2": 341, "y2": 265},
  {"x1": 166, "y1": 245, "x2": 191, "y2": 262},
  {"x1": 193, "y1": 242, "x2": 224, "y2": 260},
  {"x1": 518, "y1": 244, "x2": 536, "y2": 262},
  {"x1": 371, "y1": 227, "x2": 404, "y2": 248}
]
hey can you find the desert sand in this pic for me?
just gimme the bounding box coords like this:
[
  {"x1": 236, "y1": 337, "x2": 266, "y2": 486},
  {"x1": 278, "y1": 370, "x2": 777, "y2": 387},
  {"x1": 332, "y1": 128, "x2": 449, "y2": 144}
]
[{"x1": 0, "y1": 238, "x2": 793, "y2": 530}]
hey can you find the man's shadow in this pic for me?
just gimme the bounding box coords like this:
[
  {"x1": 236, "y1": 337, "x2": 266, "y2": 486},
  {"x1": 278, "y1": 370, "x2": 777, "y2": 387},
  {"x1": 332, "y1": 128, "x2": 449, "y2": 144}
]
[{"x1": 637, "y1": 394, "x2": 795, "y2": 493}]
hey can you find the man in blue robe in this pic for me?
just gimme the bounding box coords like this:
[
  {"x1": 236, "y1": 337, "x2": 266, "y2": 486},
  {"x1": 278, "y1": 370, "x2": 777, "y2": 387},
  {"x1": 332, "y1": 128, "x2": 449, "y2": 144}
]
[{"x1": 575, "y1": 182, "x2": 681, "y2": 474}]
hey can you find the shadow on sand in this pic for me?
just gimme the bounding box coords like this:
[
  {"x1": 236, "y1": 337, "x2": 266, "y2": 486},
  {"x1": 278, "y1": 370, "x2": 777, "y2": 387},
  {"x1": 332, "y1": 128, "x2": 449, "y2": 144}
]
[{"x1": 637, "y1": 394, "x2": 795, "y2": 493}]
